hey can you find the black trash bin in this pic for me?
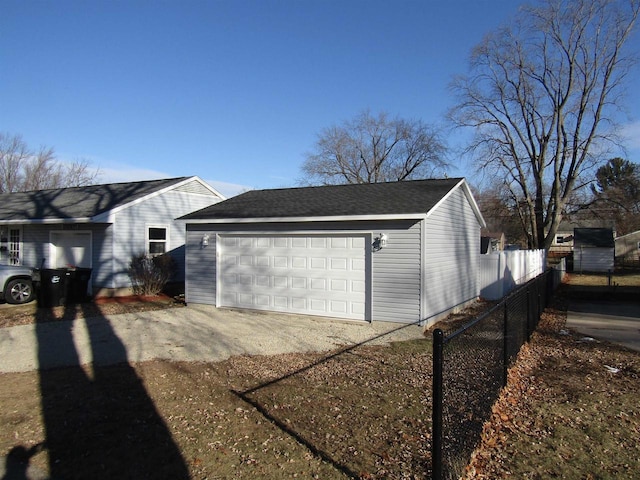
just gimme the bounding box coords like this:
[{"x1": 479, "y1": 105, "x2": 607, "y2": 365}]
[
  {"x1": 67, "y1": 268, "x2": 92, "y2": 303},
  {"x1": 37, "y1": 269, "x2": 71, "y2": 308}
]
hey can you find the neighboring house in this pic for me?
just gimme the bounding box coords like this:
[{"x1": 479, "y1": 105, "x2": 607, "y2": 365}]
[
  {"x1": 0, "y1": 176, "x2": 224, "y2": 296},
  {"x1": 573, "y1": 227, "x2": 615, "y2": 273},
  {"x1": 181, "y1": 178, "x2": 486, "y2": 326},
  {"x1": 480, "y1": 230, "x2": 505, "y2": 253},
  {"x1": 549, "y1": 224, "x2": 575, "y2": 257},
  {"x1": 615, "y1": 230, "x2": 640, "y2": 263}
]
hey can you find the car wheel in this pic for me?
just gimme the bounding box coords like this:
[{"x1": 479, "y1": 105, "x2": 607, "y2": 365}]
[{"x1": 5, "y1": 278, "x2": 34, "y2": 304}]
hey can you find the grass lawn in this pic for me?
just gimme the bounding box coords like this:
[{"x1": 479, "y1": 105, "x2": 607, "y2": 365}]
[
  {"x1": 0, "y1": 339, "x2": 434, "y2": 479},
  {"x1": 1, "y1": 272, "x2": 639, "y2": 479}
]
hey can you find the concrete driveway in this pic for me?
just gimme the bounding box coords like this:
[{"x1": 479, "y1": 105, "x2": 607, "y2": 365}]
[
  {"x1": 567, "y1": 299, "x2": 640, "y2": 352},
  {"x1": 0, "y1": 304, "x2": 426, "y2": 373}
]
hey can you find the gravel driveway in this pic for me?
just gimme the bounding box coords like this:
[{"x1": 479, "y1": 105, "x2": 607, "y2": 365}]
[{"x1": 0, "y1": 304, "x2": 426, "y2": 373}]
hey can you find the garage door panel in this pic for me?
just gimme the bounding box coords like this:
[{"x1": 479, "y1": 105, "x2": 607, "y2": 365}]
[
  {"x1": 292, "y1": 257, "x2": 307, "y2": 268},
  {"x1": 292, "y1": 277, "x2": 307, "y2": 289},
  {"x1": 309, "y1": 257, "x2": 325, "y2": 269},
  {"x1": 219, "y1": 234, "x2": 367, "y2": 320},
  {"x1": 330, "y1": 279, "x2": 347, "y2": 292},
  {"x1": 312, "y1": 278, "x2": 327, "y2": 290}
]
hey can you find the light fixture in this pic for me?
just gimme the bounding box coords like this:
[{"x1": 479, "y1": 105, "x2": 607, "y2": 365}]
[
  {"x1": 373, "y1": 233, "x2": 388, "y2": 251},
  {"x1": 202, "y1": 234, "x2": 210, "y2": 247}
]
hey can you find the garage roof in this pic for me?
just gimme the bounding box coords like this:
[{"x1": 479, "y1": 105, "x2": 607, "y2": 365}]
[
  {"x1": 182, "y1": 178, "x2": 484, "y2": 224},
  {"x1": 574, "y1": 228, "x2": 615, "y2": 248}
]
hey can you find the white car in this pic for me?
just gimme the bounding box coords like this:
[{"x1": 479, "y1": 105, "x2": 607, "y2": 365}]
[{"x1": 0, "y1": 265, "x2": 35, "y2": 304}]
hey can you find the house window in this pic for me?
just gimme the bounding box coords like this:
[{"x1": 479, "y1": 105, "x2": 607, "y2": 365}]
[{"x1": 147, "y1": 226, "x2": 168, "y2": 256}]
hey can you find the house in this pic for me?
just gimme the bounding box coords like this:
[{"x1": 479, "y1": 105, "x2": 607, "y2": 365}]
[
  {"x1": 549, "y1": 223, "x2": 576, "y2": 258},
  {"x1": 181, "y1": 178, "x2": 486, "y2": 326},
  {"x1": 0, "y1": 176, "x2": 224, "y2": 296},
  {"x1": 573, "y1": 227, "x2": 615, "y2": 273},
  {"x1": 615, "y1": 230, "x2": 640, "y2": 264},
  {"x1": 480, "y1": 230, "x2": 506, "y2": 253}
]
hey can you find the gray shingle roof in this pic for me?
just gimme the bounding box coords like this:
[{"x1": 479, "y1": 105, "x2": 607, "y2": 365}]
[
  {"x1": 0, "y1": 177, "x2": 190, "y2": 222},
  {"x1": 182, "y1": 178, "x2": 465, "y2": 220},
  {"x1": 574, "y1": 228, "x2": 615, "y2": 248}
]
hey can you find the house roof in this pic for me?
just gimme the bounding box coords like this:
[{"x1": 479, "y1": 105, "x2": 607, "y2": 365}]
[
  {"x1": 0, "y1": 177, "x2": 201, "y2": 223},
  {"x1": 574, "y1": 228, "x2": 615, "y2": 248},
  {"x1": 182, "y1": 178, "x2": 485, "y2": 225}
]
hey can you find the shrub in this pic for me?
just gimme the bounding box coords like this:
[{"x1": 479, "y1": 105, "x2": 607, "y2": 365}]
[{"x1": 128, "y1": 253, "x2": 177, "y2": 296}]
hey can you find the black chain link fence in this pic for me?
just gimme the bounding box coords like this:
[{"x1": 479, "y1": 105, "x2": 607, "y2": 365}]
[{"x1": 432, "y1": 267, "x2": 564, "y2": 479}]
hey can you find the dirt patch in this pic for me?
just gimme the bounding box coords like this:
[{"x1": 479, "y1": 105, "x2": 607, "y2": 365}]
[{"x1": 0, "y1": 339, "x2": 434, "y2": 479}]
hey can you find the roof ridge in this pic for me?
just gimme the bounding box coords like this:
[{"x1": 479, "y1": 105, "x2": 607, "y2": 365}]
[{"x1": 0, "y1": 176, "x2": 191, "y2": 196}]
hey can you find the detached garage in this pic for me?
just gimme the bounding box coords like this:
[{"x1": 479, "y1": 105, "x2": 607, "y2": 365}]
[{"x1": 182, "y1": 178, "x2": 485, "y2": 326}]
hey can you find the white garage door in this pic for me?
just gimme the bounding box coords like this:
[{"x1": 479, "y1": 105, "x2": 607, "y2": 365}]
[
  {"x1": 51, "y1": 231, "x2": 92, "y2": 268},
  {"x1": 218, "y1": 234, "x2": 367, "y2": 320}
]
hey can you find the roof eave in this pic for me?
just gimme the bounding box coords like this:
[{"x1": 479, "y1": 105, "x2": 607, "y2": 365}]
[
  {"x1": 423, "y1": 179, "x2": 486, "y2": 228},
  {"x1": 0, "y1": 217, "x2": 94, "y2": 225},
  {"x1": 184, "y1": 213, "x2": 428, "y2": 224}
]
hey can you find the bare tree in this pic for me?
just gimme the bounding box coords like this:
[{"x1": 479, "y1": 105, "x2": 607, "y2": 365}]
[
  {"x1": 0, "y1": 132, "x2": 100, "y2": 192},
  {"x1": 449, "y1": 0, "x2": 639, "y2": 249},
  {"x1": 0, "y1": 132, "x2": 29, "y2": 193},
  {"x1": 301, "y1": 111, "x2": 448, "y2": 185}
]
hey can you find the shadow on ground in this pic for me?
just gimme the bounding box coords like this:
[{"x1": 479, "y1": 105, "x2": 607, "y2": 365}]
[{"x1": 3, "y1": 300, "x2": 190, "y2": 480}]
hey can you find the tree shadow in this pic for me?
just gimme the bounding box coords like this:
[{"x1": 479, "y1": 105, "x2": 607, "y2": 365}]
[
  {"x1": 34, "y1": 301, "x2": 189, "y2": 479},
  {"x1": 231, "y1": 321, "x2": 425, "y2": 479}
]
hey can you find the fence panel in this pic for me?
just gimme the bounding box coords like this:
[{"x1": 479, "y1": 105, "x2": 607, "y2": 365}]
[{"x1": 479, "y1": 249, "x2": 547, "y2": 300}]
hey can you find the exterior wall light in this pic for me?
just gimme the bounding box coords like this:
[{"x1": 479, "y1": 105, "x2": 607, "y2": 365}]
[
  {"x1": 373, "y1": 233, "x2": 388, "y2": 251},
  {"x1": 202, "y1": 234, "x2": 210, "y2": 247}
]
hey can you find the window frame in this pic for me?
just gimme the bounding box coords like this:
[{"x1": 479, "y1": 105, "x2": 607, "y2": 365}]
[{"x1": 146, "y1": 224, "x2": 170, "y2": 256}]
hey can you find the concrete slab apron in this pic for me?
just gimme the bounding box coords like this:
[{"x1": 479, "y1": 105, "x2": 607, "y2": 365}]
[
  {"x1": 567, "y1": 300, "x2": 640, "y2": 352},
  {"x1": 0, "y1": 304, "x2": 425, "y2": 373}
]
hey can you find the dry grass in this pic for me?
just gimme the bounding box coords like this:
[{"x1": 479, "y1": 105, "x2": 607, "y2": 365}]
[
  {"x1": 466, "y1": 278, "x2": 640, "y2": 480},
  {"x1": 0, "y1": 337, "x2": 434, "y2": 479},
  {"x1": 565, "y1": 271, "x2": 640, "y2": 287},
  {"x1": 2, "y1": 274, "x2": 640, "y2": 479}
]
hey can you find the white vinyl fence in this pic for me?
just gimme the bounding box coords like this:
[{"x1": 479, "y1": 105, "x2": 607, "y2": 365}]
[{"x1": 479, "y1": 249, "x2": 547, "y2": 300}]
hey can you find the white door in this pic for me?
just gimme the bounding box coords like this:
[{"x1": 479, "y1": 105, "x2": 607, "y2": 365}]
[
  {"x1": 218, "y1": 234, "x2": 367, "y2": 320},
  {"x1": 51, "y1": 232, "x2": 92, "y2": 268}
]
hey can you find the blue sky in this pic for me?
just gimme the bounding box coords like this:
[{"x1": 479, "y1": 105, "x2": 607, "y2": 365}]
[{"x1": 2, "y1": 0, "x2": 639, "y2": 198}]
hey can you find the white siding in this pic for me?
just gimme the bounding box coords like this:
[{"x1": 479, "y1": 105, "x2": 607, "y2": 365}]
[
  {"x1": 111, "y1": 189, "x2": 220, "y2": 289},
  {"x1": 423, "y1": 187, "x2": 481, "y2": 324},
  {"x1": 186, "y1": 227, "x2": 217, "y2": 304},
  {"x1": 185, "y1": 220, "x2": 422, "y2": 322},
  {"x1": 574, "y1": 248, "x2": 614, "y2": 272},
  {"x1": 22, "y1": 224, "x2": 112, "y2": 290},
  {"x1": 371, "y1": 221, "x2": 421, "y2": 323}
]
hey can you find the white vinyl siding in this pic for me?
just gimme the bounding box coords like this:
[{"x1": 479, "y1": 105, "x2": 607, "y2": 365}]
[
  {"x1": 185, "y1": 220, "x2": 422, "y2": 323},
  {"x1": 370, "y1": 221, "x2": 421, "y2": 323},
  {"x1": 574, "y1": 247, "x2": 614, "y2": 272},
  {"x1": 423, "y1": 187, "x2": 481, "y2": 322},
  {"x1": 185, "y1": 227, "x2": 218, "y2": 305},
  {"x1": 111, "y1": 189, "x2": 220, "y2": 288}
]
